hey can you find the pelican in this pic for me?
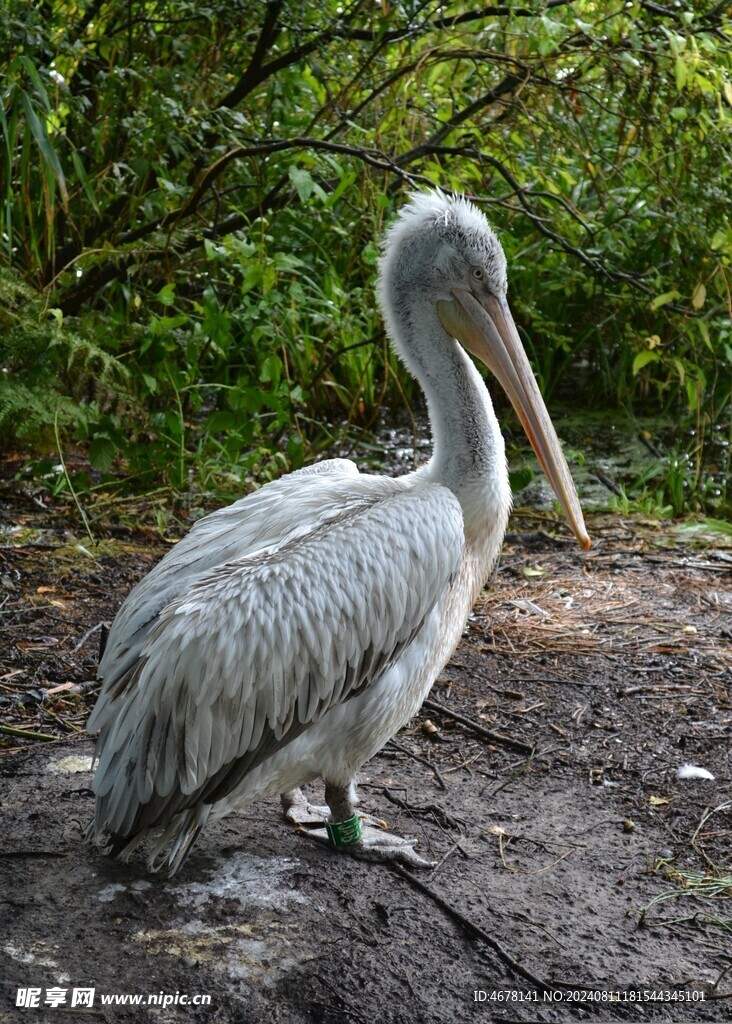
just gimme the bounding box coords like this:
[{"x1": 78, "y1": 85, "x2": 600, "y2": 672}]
[{"x1": 86, "y1": 191, "x2": 589, "y2": 874}]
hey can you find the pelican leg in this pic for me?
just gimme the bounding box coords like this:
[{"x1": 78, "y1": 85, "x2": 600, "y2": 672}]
[
  {"x1": 295, "y1": 780, "x2": 435, "y2": 869},
  {"x1": 281, "y1": 783, "x2": 386, "y2": 830}
]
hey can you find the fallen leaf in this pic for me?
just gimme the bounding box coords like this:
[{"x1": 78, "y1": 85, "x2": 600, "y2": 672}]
[
  {"x1": 508, "y1": 598, "x2": 550, "y2": 617},
  {"x1": 16, "y1": 637, "x2": 60, "y2": 650},
  {"x1": 523, "y1": 566, "x2": 546, "y2": 578}
]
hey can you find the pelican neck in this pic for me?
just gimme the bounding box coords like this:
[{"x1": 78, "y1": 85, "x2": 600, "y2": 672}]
[{"x1": 398, "y1": 313, "x2": 506, "y2": 498}]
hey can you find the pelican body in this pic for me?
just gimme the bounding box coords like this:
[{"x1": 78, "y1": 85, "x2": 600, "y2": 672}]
[{"x1": 86, "y1": 192, "x2": 589, "y2": 873}]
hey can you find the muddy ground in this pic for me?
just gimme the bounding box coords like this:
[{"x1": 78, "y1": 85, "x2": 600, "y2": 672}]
[{"x1": 0, "y1": 481, "x2": 730, "y2": 1023}]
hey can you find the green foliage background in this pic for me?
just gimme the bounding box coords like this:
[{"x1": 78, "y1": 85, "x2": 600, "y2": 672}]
[{"x1": 1, "y1": 0, "x2": 730, "y2": 509}]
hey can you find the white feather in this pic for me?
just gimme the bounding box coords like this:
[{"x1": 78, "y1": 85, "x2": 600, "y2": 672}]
[{"x1": 677, "y1": 764, "x2": 715, "y2": 781}]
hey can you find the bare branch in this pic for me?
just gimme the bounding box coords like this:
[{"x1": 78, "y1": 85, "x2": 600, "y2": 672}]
[
  {"x1": 345, "y1": 1, "x2": 579, "y2": 41},
  {"x1": 396, "y1": 72, "x2": 530, "y2": 167},
  {"x1": 216, "y1": 1, "x2": 285, "y2": 109},
  {"x1": 477, "y1": 154, "x2": 655, "y2": 293}
]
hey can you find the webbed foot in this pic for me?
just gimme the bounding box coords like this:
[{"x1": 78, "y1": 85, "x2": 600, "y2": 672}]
[
  {"x1": 283, "y1": 780, "x2": 434, "y2": 868},
  {"x1": 301, "y1": 824, "x2": 434, "y2": 868}
]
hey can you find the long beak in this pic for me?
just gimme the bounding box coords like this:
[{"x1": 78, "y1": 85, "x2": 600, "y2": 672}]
[{"x1": 437, "y1": 289, "x2": 590, "y2": 551}]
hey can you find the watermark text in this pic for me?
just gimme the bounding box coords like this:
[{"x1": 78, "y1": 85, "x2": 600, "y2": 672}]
[{"x1": 16, "y1": 987, "x2": 211, "y2": 1010}]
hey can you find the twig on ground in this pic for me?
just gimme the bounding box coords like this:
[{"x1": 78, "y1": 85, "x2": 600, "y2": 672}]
[
  {"x1": 0, "y1": 724, "x2": 57, "y2": 741},
  {"x1": 388, "y1": 863, "x2": 599, "y2": 1009},
  {"x1": 691, "y1": 802, "x2": 732, "y2": 870},
  {"x1": 379, "y1": 787, "x2": 464, "y2": 832},
  {"x1": 385, "y1": 738, "x2": 447, "y2": 790},
  {"x1": 487, "y1": 749, "x2": 538, "y2": 797},
  {"x1": 72, "y1": 621, "x2": 106, "y2": 655},
  {"x1": 423, "y1": 697, "x2": 534, "y2": 754},
  {"x1": 427, "y1": 842, "x2": 462, "y2": 881},
  {"x1": 0, "y1": 850, "x2": 68, "y2": 858}
]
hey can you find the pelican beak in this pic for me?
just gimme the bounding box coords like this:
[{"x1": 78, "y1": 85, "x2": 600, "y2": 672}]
[{"x1": 437, "y1": 289, "x2": 590, "y2": 551}]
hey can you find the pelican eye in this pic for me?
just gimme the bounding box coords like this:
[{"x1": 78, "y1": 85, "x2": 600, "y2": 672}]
[{"x1": 471, "y1": 266, "x2": 485, "y2": 281}]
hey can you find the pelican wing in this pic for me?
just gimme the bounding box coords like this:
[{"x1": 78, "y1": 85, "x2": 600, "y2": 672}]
[
  {"x1": 89, "y1": 477, "x2": 464, "y2": 841},
  {"x1": 92, "y1": 458, "x2": 361, "y2": 701}
]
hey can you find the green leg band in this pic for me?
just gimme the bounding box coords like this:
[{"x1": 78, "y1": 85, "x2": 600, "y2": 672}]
[{"x1": 326, "y1": 814, "x2": 362, "y2": 847}]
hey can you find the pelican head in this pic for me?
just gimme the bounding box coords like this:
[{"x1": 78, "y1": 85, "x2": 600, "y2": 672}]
[{"x1": 378, "y1": 190, "x2": 590, "y2": 552}]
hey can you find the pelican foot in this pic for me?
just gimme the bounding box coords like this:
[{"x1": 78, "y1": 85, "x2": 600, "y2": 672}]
[
  {"x1": 282, "y1": 788, "x2": 387, "y2": 830},
  {"x1": 300, "y1": 824, "x2": 435, "y2": 869},
  {"x1": 345, "y1": 827, "x2": 436, "y2": 868}
]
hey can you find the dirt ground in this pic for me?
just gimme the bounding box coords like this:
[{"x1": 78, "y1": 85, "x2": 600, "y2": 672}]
[{"x1": 0, "y1": 479, "x2": 730, "y2": 1023}]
